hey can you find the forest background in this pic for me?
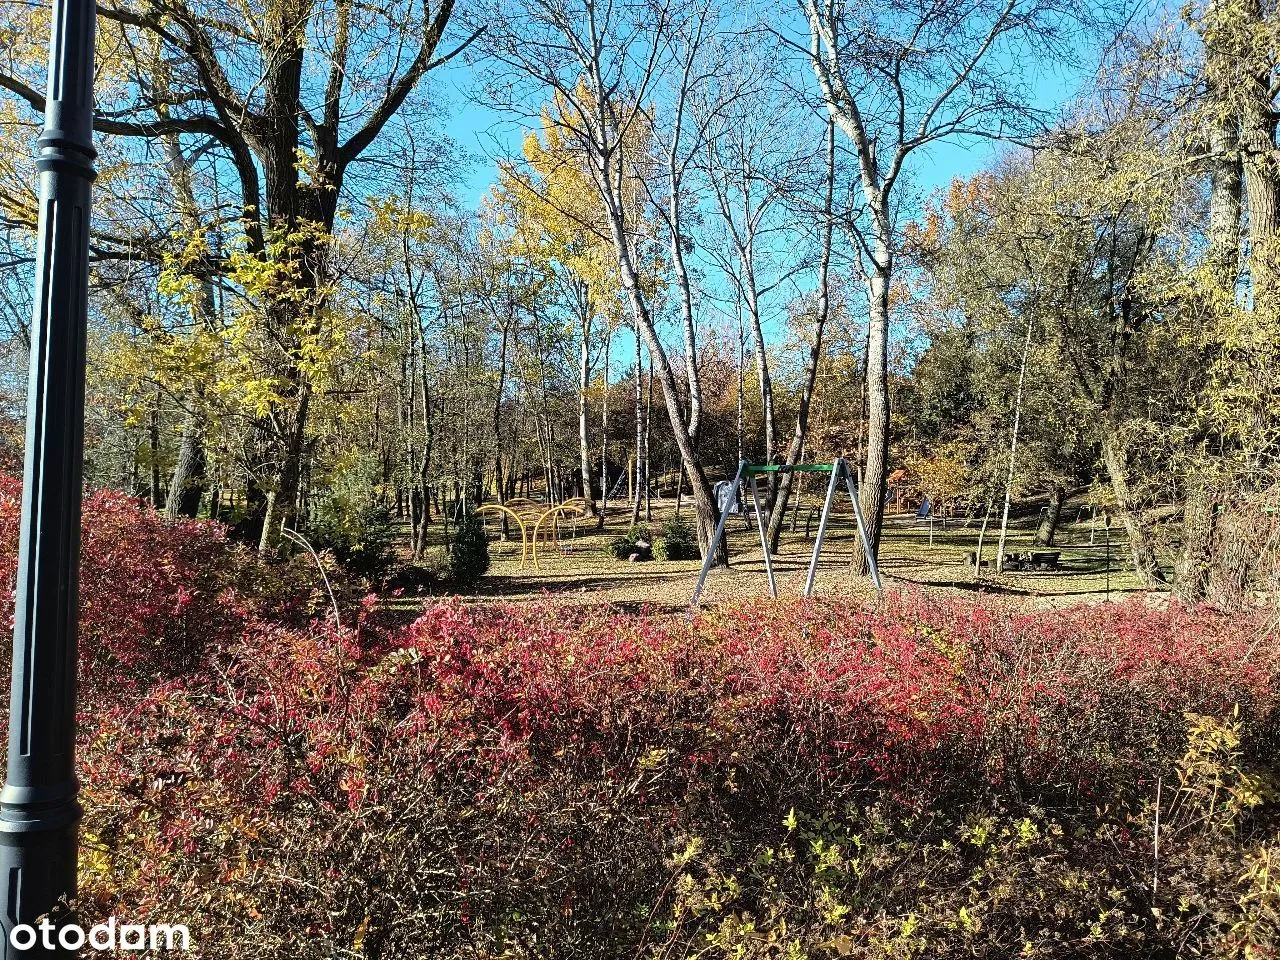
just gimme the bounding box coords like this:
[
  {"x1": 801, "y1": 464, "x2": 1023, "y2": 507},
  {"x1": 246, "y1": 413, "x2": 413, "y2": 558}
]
[{"x1": 0, "y1": 0, "x2": 1275, "y2": 602}]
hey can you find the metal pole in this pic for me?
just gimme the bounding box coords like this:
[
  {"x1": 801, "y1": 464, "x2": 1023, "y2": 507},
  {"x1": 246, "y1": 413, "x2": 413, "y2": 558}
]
[
  {"x1": 803, "y1": 462, "x2": 842, "y2": 596},
  {"x1": 844, "y1": 461, "x2": 883, "y2": 592},
  {"x1": 749, "y1": 477, "x2": 776, "y2": 598},
  {"x1": 1, "y1": 0, "x2": 96, "y2": 951},
  {"x1": 691, "y1": 461, "x2": 745, "y2": 606},
  {"x1": 1105, "y1": 512, "x2": 1111, "y2": 603}
]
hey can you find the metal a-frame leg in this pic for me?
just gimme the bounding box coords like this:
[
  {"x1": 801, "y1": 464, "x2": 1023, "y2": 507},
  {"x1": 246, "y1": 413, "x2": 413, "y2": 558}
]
[
  {"x1": 803, "y1": 460, "x2": 843, "y2": 596},
  {"x1": 749, "y1": 476, "x2": 777, "y2": 598},
  {"x1": 843, "y1": 460, "x2": 884, "y2": 592},
  {"x1": 805, "y1": 458, "x2": 884, "y2": 596},
  {"x1": 691, "y1": 460, "x2": 746, "y2": 606}
]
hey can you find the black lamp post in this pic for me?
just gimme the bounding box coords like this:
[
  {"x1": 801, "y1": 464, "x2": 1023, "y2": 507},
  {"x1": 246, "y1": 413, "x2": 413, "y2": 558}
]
[{"x1": 0, "y1": 0, "x2": 96, "y2": 953}]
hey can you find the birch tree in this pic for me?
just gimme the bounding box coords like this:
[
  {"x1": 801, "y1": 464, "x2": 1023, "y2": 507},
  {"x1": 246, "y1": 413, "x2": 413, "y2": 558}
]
[
  {"x1": 767, "y1": 120, "x2": 836, "y2": 552},
  {"x1": 795, "y1": 0, "x2": 1070, "y2": 566},
  {"x1": 704, "y1": 67, "x2": 802, "y2": 510},
  {"x1": 475, "y1": 0, "x2": 729, "y2": 558}
]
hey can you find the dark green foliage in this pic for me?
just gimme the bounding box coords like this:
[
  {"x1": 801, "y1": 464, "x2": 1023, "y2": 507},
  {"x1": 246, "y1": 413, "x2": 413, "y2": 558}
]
[
  {"x1": 383, "y1": 560, "x2": 444, "y2": 593},
  {"x1": 609, "y1": 524, "x2": 650, "y2": 560},
  {"x1": 308, "y1": 499, "x2": 397, "y2": 578},
  {"x1": 449, "y1": 511, "x2": 491, "y2": 586},
  {"x1": 653, "y1": 514, "x2": 696, "y2": 561}
]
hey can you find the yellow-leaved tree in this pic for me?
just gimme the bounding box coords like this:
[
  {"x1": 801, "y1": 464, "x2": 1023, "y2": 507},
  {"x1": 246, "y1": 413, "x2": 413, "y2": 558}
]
[{"x1": 490, "y1": 92, "x2": 660, "y2": 521}]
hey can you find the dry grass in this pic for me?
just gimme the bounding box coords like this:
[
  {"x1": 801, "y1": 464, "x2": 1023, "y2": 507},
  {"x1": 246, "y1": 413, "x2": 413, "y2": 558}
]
[{"x1": 392, "y1": 495, "x2": 1155, "y2": 614}]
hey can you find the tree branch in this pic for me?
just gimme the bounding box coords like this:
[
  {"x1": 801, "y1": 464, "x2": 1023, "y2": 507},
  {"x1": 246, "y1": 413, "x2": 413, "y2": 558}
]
[
  {"x1": 339, "y1": 0, "x2": 464, "y2": 166},
  {"x1": 0, "y1": 68, "x2": 234, "y2": 140}
]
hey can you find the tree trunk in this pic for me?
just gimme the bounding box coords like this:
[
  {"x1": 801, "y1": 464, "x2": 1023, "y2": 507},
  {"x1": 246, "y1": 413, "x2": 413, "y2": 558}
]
[
  {"x1": 644, "y1": 354, "x2": 653, "y2": 522},
  {"x1": 1242, "y1": 47, "x2": 1280, "y2": 309},
  {"x1": 534, "y1": 314, "x2": 559, "y2": 504},
  {"x1": 1101, "y1": 432, "x2": 1165, "y2": 586},
  {"x1": 631, "y1": 323, "x2": 644, "y2": 526},
  {"x1": 165, "y1": 405, "x2": 206, "y2": 519},
  {"x1": 265, "y1": 398, "x2": 310, "y2": 549},
  {"x1": 156, "y1": 51, "x2": 212, "y2": 523},
  {"x1": 1174, "y1": 23, "x2": 1240, "y2": 599},
  {"x1": 253, "y1": 26, "x2": 315, "y2": 550},
  {"x1": 669, "y1": 163, "x2": 703, "y2": 446},
  {"x1": 398, "y1": 318, "x2": 421, "y2": 553},
  {"x1": 1035, "y1": 485, "x2": 1065, "y2": 547},
  {"x1": 743, "y1": 252, "x2": 775, "y2": 482},
  {"x1": 489, "y1": 315, "x2": 512, "y2": 538},
  {"x1": 736, "y1": 306, "x2": 745, "y2": 464},
  {"x1": 1205, "y1": 504, "x2": 1268, "y2": 606},
  {"x1": 973, "y1": 501, "x2": 992, "y2": 579},
  {"x1": 854, "y1": 261, "x2": 891, "y2": 572},
  {"x1": 995, "y1": 316, "x2": 1035, "y2": 572},
  {"x1": 242, "y1": 477, "x2": 267, "y2": 547},
  {"x1": 1174, "y1": 472, "x2": 1219, "y2": 602},
  {"x1": 769, "y1": 121, "x2": 834, "y2": 553},
  {"x1": 414, "y1": 315, "x2": 435, "y2": 557},
  {"x1": 579, "y1": 306, "x2": 596, "y2": 512},
  {"x1": 620, "y1": 286, "x2": 720, "y2": 560},
  {"x1": 1207, "y1": 107, "x2": 1242, "y2": 283},
  {"x1": 148, "y1": 402, "x2": 162, "y2": 509},
  {"x1": 591, "y1": 108, "x2": 720, "y2": 560},
  {"x1": 598, "y1": 331, "x2": 611, "y2": 530}
]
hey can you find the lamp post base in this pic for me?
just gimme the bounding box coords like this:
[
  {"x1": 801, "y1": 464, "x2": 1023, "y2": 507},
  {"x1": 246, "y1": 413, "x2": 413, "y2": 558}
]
[{"x1": 0, "y1": 798, "x2": 80, "y2": 958}]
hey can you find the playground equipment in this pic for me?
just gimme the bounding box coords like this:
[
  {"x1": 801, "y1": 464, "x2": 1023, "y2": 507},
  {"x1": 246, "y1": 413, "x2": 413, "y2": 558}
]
[
  {"x1": 692, "y1": 458, "x2": 883, "y2": 605},
  {"x1": 476, "y1": 498, "x2": 593, "y2": 571},
  {"x1": 532, "y1": 499, "x2": 593, "y2": 564},
  {"x1": 475, "y1": 504, "x2": 532, "y2": 567}
]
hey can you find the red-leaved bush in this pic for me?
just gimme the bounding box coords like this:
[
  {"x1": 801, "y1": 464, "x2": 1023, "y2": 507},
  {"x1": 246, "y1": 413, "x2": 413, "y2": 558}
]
[
  {"x1": 78, "y1": 597, "x2": 1280, "y2": 957},
  {"x1": 0, "y1": 476, "x2": 337, "y2": 681},
  {"x1": 1, "y1": 480, "x2": 1278, "y2": 957}
]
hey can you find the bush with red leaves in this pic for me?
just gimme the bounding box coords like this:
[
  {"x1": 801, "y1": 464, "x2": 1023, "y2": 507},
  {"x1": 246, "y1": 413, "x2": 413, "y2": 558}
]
[
  {"x1": 0, "y1": 476, "x2": 340, "y2": 682},
  {"x1": 0, "y1": 478, "x2": 1276, "y2": 957},
  {"x1": 71, "y1": 588, "x2": 1280, "y2": 957}
]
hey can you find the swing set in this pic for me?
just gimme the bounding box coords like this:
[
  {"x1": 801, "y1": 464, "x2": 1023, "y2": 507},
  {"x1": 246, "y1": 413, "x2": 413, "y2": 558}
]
[{"x1": 691, "y1": 458, "x2": 883, "y2": 606}]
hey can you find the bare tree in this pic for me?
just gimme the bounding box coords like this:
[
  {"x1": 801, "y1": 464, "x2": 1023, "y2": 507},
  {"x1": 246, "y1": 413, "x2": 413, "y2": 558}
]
[
  {"x1": 642, "y1": 4, "x2": 743, "y2": 450},
  {"x1": 794, "y1": 0, "x2": 1068, "y2": 567},
  {"x1": 474, "y1": 0, "x2": 728, "y2": 559},
  {"x1": 630, "y1": 317, "x2": 645, "y2": 525},
  {"x1": 704, "y1": 64, "x2": 802, "y2": 506},
  {"x1": 767, "y1": 119, "x2": 836, "y2": 552}
]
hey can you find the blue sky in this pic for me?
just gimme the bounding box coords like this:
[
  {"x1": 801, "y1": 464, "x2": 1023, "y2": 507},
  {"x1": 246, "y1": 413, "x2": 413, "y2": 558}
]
[
  {"x1": 431, "y1": 41, "x2": 1093, "y2": 209},
  {"x1": 419, "y1": 37, "x2": 1098, "y2": 378}
]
